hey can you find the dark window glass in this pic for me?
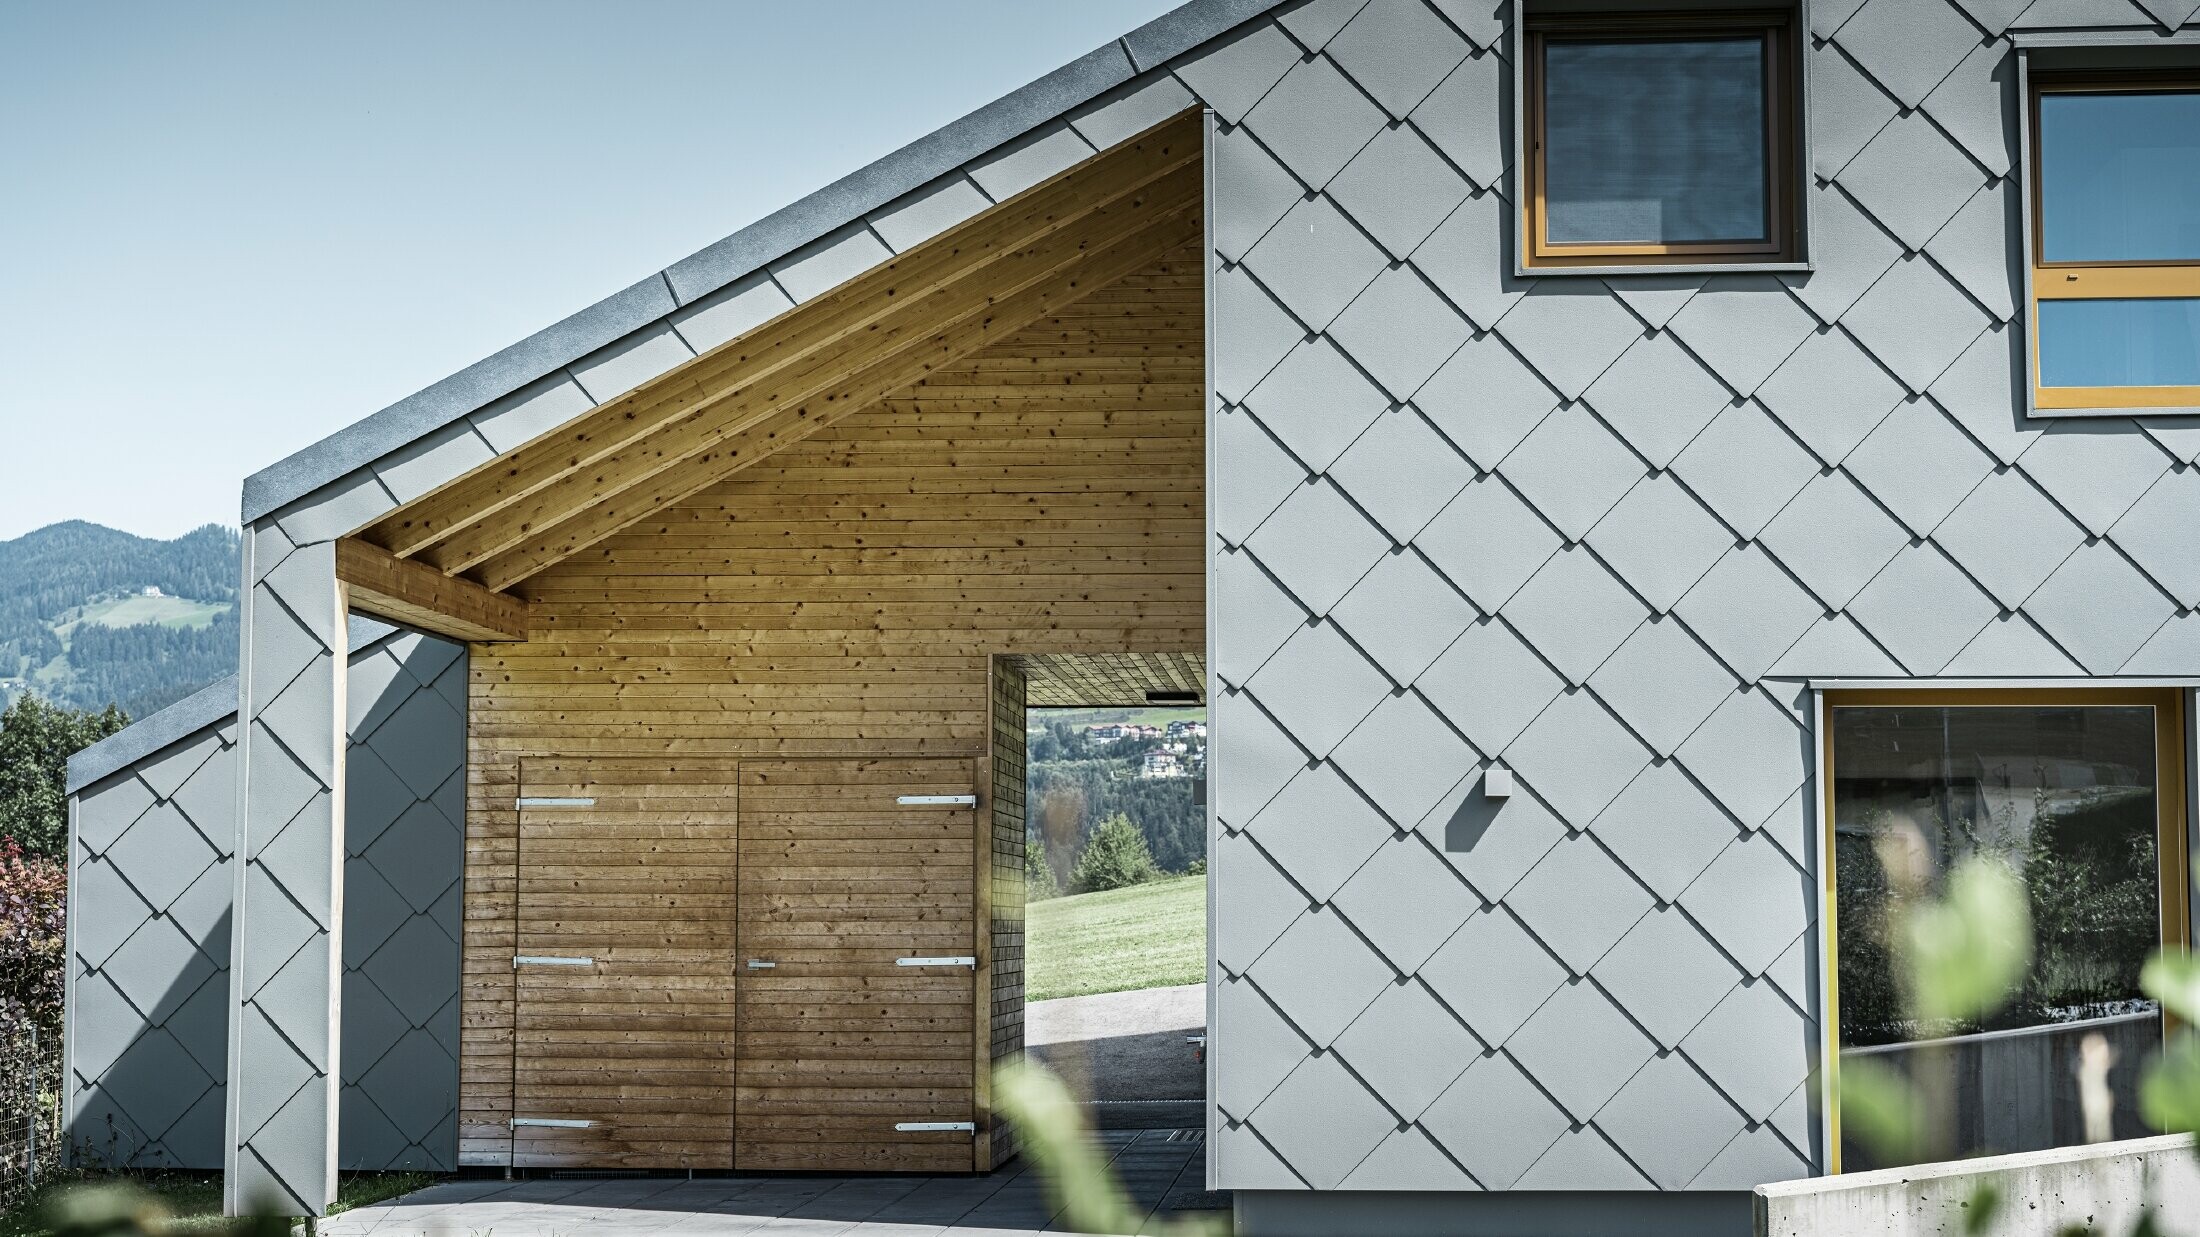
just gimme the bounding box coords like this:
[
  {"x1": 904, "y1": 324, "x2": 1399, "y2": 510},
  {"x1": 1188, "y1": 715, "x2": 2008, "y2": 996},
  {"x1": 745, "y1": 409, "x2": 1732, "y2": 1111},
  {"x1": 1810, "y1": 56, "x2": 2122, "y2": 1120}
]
[
  {"x1": 2038, "y1": 91, "x2": 2200, "y2": 264},
  {"x1": 1543, "y1": 37, "x2": 1768, "y2": 245},
  {"x1": 2038, "y1": 298, "x2": 2200, "y2": 388},
  {"x1": 1833, "y1": 705, "x2": 2163, "y2": 1171}
]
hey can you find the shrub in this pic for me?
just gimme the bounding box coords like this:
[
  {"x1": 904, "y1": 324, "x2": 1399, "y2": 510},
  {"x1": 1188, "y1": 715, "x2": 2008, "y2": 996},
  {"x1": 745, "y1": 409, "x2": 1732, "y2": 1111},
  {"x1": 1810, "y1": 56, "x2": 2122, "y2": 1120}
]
[
  {"x1": 1068, "y1": 814, "x2": 1161, "y2": 893},
  {"x1": 0, "y1": 694, "x2": 130, "y2": 859}
]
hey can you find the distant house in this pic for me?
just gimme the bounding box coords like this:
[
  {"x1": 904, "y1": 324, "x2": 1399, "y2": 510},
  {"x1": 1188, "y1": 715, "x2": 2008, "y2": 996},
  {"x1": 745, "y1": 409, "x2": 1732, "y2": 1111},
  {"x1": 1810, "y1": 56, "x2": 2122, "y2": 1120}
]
[
  {"x1": 1141, "y1": 749, "x2": 1182, "y2": 779},
  {"x1": 1087, "y1": 723, "x2": 1127, "y2": 743},
  {"x1": 140, "y1": 585, "x2": 164, "y2": 598}
]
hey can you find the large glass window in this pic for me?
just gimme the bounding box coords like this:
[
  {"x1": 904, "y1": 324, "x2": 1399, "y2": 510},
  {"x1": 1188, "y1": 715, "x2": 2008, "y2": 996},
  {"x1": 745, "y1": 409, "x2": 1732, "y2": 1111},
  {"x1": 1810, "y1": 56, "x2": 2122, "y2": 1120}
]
[
  {"x1": 1830, "y1": 691, "x2": 2188, "y2": 1172},
  {"x1": 2029, "y1": 77, "x2": 2200, "y2": 410},
  {"x1": 1523, "y1": 15, "x2": 1798, "y2": 268}
]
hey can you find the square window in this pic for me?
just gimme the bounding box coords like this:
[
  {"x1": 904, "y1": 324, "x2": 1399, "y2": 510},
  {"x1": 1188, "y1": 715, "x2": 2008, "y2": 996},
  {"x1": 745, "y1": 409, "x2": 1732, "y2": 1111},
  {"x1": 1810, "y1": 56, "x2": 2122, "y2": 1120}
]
[
  {"x1": 2029, "y1": 75, "x2": 2200, "y2": 410},
  {"x1": 1522, "y1": 13, "x2": 1801, "y2": 269},
  {"x1": 1826, "y1": 689, "x2": 2190, "y2": 1173}
]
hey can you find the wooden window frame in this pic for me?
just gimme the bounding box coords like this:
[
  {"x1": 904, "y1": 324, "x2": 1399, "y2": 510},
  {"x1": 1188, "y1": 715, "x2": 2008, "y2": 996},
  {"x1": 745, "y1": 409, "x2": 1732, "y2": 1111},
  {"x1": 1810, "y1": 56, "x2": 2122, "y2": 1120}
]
[
  {"x1": 1521, "y1": 11, "x2": 1800, "y2": 269},
  {"x1": 2027, "y1": 71, "x2": 2200, "y2": 411},
  {"x1": 1818, "y1": 686, "x2": 2193, "y2": 1174}
]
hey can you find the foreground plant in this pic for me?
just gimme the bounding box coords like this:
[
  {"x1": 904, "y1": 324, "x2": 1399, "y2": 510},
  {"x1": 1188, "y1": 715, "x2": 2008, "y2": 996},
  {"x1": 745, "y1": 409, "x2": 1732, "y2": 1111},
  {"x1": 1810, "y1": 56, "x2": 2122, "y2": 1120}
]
[
  {"x1": 1839, "y1": 853, "x2": 2200, "y2": 1234},
  {"x1": 994, "y1": 1059, "x2": 1221, "y2": 1236}
]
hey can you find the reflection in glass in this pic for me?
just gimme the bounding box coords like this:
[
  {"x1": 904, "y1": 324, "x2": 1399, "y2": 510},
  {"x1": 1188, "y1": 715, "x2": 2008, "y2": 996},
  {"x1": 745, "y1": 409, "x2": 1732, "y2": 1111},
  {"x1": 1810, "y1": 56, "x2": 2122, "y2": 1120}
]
[
  {"x1": 2038, "y1": 298, "x2": 2200, "y2": 389},
  {"x1": 1833, "y1": 705, "x2": 2162, "y2": 1170},
  {"x1": 2038, "y1": 91, "x2": 2200, "y2": 264},
  {"x1": 1542, "y1": 37, "x2": 1769, "y2": 245}
]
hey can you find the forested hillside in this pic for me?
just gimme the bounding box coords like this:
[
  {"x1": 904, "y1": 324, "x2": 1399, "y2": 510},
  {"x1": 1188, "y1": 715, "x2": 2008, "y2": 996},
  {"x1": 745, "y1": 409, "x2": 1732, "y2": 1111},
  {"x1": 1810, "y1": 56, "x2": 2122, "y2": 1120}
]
[
  {"x1": 0, "y1": 522, "x2": 240, "y2": 717},
  {"x1": 1027, "y1": 709, "x2": 1205, "y2": 885}
]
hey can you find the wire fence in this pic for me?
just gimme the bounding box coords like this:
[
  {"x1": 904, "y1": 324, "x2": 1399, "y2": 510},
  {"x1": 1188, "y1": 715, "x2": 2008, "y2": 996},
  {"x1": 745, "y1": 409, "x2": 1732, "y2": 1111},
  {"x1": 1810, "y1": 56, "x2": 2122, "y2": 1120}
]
[{"x1": 1, "y1": 1021, "x2": 63, "y2": 1203}]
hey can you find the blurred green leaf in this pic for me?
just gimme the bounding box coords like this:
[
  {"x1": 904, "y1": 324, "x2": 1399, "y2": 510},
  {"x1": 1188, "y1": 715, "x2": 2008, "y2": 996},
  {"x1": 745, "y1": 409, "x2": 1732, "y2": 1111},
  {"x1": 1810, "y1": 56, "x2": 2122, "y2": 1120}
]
[
  {"x1": 1961, "y1": 1178, "x2": 2002, "y2": 1237},
  {"x1": 1839, "y1": 1056, "x2": 1922, "y2": 1167},
  {"x1": 2139, "y1": 1034, "x2": 2200, "y2": 1142},
  {"x1": 994, "y1": 1059, "x2": 1224, "y2": 1237},
  {"x1": 2140, "y1": 952, "x2": 2200, "y2": 1026},
  {"x1": 41, "y1": 1183, "x2": 172, "y2": 1237},
  {"x1": 1902, "y1": 856, "x2": 2032, "y2": 1027}
]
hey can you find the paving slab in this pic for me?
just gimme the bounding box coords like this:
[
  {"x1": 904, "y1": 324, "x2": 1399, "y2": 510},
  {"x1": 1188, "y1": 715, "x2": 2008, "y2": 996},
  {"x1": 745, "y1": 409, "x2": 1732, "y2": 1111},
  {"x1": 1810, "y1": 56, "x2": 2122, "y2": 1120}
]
[{"x1": 319, "y1": 1130, "x2": 1220, "y2": 1236}]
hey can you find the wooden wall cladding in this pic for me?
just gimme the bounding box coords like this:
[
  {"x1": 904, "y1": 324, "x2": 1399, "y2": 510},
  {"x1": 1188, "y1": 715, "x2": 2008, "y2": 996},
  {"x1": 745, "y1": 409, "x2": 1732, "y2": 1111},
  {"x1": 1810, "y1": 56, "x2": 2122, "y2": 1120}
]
[
  {"x1": 458, "y1": 239, "x2": 1204, "y2": 1168},
  {"x1": 736, "y1": 758, "x2": 979, "y2": 1172},
  {"x1": 985, "y1": 658, "x2": 1030, "y2": 1168},
  {"x1": 511, "y1": 758, "x2": 740, "y2": 1169}
]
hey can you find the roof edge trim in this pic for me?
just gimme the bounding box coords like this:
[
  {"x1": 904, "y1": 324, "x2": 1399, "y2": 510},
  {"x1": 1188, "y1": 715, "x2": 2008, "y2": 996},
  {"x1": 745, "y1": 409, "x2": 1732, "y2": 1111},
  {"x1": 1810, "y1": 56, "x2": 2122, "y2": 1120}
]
[{"x1": 237, "y1": 0, "x2": 1284, "y2": 525}]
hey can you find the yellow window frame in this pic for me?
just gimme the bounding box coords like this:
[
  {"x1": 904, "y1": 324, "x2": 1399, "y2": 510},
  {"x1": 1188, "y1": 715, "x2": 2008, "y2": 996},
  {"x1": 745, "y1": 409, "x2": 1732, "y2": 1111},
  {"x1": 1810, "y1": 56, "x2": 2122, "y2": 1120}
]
[
  {"x1": 2028, "y1": 72, "x2": 2200, "y2": 411},
  {"x1": 1521, "y1": 11, "x2": 1800, "y2": 269},
  {"x1": 1818, "y1": 685, "x2": 2192, "y2": 1174}
]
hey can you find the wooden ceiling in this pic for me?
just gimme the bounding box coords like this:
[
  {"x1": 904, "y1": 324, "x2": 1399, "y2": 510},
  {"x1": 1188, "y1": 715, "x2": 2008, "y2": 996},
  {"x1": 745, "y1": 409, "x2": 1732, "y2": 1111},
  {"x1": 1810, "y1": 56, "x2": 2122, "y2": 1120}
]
[
  {"x1": 1010, "y1": 652, "x2": 1208, "y2": 709},
  {"x1": 345, "y1": 110, "x2": 1203, "y2": 613}
]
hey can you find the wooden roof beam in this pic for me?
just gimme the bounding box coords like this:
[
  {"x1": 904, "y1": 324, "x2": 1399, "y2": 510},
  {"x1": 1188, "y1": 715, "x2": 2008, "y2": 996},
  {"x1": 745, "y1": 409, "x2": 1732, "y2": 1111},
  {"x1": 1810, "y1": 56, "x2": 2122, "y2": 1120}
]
[
  {"x1": 337, "y1": 536, "x2": 528, "y2": 642},
  {"x1": 451, "y1": 176, "x2": 1205, "y2": 585},
  {"x1": 468, "y1": 205, "x2": 1202, "y2": 591},
  {"x1": 359, "y1": 111, "x2": 1201, "y2": 563}
]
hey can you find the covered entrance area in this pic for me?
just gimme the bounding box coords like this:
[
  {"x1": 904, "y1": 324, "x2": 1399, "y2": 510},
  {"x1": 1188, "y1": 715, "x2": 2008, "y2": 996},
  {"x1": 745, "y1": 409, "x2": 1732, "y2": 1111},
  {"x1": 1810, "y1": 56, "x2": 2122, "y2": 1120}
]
[{"x1": 226, "y1": 110, "x2": 1208, "y2": 1197}]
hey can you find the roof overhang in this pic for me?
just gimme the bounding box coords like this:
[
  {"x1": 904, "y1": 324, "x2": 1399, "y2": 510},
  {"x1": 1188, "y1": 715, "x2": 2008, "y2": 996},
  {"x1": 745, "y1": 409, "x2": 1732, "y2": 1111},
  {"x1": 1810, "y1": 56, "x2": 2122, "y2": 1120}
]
[{"x1": 343, "y1": 110, "x2": 1203, "y2": 597}]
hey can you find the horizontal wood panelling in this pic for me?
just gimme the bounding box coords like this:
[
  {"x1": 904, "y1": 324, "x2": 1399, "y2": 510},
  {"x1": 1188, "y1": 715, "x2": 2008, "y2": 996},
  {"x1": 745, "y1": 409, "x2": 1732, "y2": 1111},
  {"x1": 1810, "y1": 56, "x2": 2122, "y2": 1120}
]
[
  {"x1": 736, "y1": 758, "x2": 978, "y2": 1173},
  {"x1": 460, "y1": 236, "x2": 1203, "y2": 1169},
  {"x1": 511, "y1": 757, "x2": 741, "y2": 1170}
]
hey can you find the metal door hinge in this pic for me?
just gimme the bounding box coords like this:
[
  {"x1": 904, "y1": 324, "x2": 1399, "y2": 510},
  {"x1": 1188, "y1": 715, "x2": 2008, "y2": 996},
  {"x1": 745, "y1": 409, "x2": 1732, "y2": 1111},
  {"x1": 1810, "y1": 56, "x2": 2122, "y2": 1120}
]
[
  {"x1": 513, "y1": 956, "x2": 595, "y2": 968},
  {"x1": 896, "y1": 794, "x2": 977, "y2": 806},
  {"x1": 895, "y1": 1121, "x2": 976, "y2": 1134},
  {"x1": 896, "y1": 956, "x2": 977, "y2": 967},
  {"x1": 518, "y1": 797, "x2": 595, "y2": 807},
  {"x1": 746, "y1": 959, "x2": 778, "y2": 969},
  {"x1": 511, "y1": 1118, "x2": 595, "y2": 1129}
]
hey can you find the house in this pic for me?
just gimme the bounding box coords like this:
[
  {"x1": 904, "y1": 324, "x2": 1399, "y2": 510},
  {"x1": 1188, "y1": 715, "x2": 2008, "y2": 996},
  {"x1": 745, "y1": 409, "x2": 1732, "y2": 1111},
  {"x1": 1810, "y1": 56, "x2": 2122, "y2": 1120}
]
[
  {"x1": 1088, "y1": 723, "x2": 1130, "y2": 743},
  {"x1": 58, "y1": 0, "x2": 2200, "y2": 1232},
  {"x1": 141, "y1": 585, "x2": 165, "y2": 598},
  {"x1": 1144, "y1": 749, "x2": 1185, "y2": 778}
]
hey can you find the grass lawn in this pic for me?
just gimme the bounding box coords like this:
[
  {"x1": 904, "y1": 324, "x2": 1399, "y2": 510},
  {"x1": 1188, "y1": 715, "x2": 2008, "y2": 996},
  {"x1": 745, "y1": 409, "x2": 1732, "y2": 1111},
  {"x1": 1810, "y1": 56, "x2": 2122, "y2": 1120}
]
[
  {"x1": 65, "y1": 594, "x2": 228, "y2": 633},
  {"x1": 1027, "y1": 875, "x2": 1205, "y2": 1002},
  {"x1": 0, "y1": 1171, "x2": 435, "y2": 1236}
]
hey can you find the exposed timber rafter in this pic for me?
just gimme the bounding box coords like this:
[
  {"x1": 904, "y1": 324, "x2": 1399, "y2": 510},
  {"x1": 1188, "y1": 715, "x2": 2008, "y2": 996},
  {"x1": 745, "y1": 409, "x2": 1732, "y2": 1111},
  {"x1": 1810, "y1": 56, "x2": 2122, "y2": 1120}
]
[
  {"x1": 336, "y1": 536, "x2": 529, "y2": 642},
  {"x1": 352, "y1": 109, "x2": 1204, "y2": 594}
]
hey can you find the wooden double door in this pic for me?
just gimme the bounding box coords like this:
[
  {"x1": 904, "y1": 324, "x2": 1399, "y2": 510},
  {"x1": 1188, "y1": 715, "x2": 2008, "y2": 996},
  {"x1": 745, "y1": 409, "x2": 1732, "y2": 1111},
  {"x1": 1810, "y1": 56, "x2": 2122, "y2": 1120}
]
[{"x1": 511, "y1": 756, "x2": 979, "y2": 1172}]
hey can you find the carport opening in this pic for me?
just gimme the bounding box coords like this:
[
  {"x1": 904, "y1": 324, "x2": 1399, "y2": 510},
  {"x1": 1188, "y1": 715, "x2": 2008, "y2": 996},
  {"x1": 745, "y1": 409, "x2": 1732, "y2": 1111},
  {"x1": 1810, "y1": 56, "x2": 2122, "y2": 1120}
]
[{"x1": 995, "y1": 652, "x2": 1207, "y2": 1128}]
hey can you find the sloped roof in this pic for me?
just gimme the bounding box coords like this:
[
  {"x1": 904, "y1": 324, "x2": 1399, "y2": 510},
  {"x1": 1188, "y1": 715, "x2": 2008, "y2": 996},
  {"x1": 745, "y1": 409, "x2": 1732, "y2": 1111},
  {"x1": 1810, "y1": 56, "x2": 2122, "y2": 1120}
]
[{"x1": 239, "y1": 0, "x2": 1282, "y2": 524}]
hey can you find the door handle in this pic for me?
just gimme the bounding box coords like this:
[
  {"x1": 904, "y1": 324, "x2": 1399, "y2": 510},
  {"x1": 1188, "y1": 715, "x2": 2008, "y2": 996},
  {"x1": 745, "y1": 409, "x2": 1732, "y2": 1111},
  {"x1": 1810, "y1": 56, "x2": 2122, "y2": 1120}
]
[{"x1": 746, "y1": 959, "x2": 777, "y2": 969}]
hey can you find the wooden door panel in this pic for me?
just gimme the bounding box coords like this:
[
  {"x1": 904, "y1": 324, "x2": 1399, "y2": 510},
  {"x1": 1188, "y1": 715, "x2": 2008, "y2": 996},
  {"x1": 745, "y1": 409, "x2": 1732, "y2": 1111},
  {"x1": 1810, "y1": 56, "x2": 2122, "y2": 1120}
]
[
  {"x1": 736, "y1": 757, "x2": 978, "y2": 1173},
  {"x1": 513, "y1": 757, "x2": 740, "y2": 1169}
]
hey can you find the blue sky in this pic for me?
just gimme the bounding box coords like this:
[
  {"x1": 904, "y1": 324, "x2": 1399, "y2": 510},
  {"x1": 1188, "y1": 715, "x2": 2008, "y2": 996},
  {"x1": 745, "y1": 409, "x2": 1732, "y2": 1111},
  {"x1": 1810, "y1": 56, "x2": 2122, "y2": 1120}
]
[{"x1": 0, "y1": 1, "x2": 1179, "y2": 541}]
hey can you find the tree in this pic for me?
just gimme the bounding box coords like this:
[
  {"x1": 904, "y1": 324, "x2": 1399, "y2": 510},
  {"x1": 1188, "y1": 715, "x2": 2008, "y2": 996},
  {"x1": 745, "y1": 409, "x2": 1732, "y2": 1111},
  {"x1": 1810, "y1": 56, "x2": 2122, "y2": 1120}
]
[
  {"x1": 1026, "y1": 842, "x2": 1059, "y2": 902},
  {"x1": 1068, "y1": 814, "x2": 1161, "y2": 894},
  {"x1": 0, "y1": 694, "x2": 130, "y2": 859}
]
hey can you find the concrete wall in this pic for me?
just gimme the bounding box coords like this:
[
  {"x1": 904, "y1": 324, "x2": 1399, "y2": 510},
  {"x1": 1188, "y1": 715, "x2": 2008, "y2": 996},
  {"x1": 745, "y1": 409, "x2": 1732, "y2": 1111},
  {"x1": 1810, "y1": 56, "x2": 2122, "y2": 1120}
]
[
  {"x1": 63, "y1": 623, "x2": 466, "y2": 1173},
  {"x1": 1202, "y1": 0, "x2": 2200, "y2": 1203},
  {"x1": 1756, "y1": 1134, "x2": 2200, "y2": 1237}
]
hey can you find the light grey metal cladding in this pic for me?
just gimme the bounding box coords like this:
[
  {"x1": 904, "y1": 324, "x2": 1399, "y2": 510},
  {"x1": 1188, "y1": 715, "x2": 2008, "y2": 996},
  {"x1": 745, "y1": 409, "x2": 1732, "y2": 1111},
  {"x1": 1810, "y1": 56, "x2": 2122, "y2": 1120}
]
[
  {"x1": 1207, "y1": 0, "x2": 2200, "y2": 1200},
  {"x1": 64, "y1": 624, "x2": 464, "y2": 1178}
]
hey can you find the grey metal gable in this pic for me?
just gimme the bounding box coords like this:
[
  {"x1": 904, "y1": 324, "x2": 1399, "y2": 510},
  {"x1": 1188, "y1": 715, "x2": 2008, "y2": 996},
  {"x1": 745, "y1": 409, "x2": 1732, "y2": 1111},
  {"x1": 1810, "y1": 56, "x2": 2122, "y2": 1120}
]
[
  {"x1": 236, "y1": 0, "x2": 1298, "y2": 529},
  {"x1": 64, "y1": 623, "x2": 466, "y2": 1173},
  {"x1": 1206, "y1": 0, "x2": 2200, "y2": 1203}
]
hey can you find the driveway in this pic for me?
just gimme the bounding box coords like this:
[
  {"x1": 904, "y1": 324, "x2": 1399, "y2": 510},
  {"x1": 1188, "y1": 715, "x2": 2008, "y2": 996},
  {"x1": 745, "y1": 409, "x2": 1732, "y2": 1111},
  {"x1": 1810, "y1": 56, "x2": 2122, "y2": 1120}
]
[
  {"x1": 318, "y1": 1128, "x2": 1220, "y2": 1235},
  {"x1": 1026, "y1": 983, "x2": 1205, "y2": 1129}
]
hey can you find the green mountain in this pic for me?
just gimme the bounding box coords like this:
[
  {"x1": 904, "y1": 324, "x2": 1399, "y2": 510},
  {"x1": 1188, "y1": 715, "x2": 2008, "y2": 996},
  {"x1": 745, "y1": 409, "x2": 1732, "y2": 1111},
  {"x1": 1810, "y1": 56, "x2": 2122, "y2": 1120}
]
[{"x1": 0, "y1": 521, "x2": 241, "y2": 719}]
